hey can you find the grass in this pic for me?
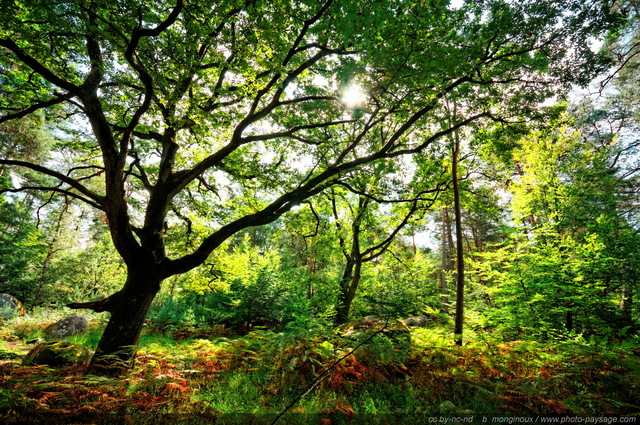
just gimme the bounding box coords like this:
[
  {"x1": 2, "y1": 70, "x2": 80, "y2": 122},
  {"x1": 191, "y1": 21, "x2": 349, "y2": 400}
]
[{"x1": 1, "y1": 315, "x2": 639, "y2": 424}]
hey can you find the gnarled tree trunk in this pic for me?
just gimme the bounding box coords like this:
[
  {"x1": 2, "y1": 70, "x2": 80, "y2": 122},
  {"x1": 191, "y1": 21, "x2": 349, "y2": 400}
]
[{"x1": 70, "y1": 261, "x2": 163, "y2": 374}]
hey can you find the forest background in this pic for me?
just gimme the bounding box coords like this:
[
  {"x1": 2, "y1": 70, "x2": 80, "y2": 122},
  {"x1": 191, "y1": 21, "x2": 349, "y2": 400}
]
[{"x1": 1, "y1": 0, "x2": 640, "y2": 422}]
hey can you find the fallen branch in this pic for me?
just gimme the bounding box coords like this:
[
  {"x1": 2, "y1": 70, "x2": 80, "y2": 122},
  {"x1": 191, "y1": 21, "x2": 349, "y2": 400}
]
[{"x1": 270, "y1": 316, "x2": 392, "y2": 425}]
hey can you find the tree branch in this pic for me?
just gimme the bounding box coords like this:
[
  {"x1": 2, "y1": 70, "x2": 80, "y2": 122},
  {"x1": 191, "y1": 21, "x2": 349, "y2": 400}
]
[
  {"x1": 0, "y1": 159, "x2": 104, "y2": 205},
  {"x1": 241, "y1": 119, "x2": 354, "y2": 143},
  {"x1": 362, "y1": 186, "x2": 442, "y2": 262},
  {"x1": 0, "y1": 92, "x2": 74, "y2": 124},
  {"x1": 270, "y1": 316, "x2": 393, "y2": 425},
  {"x1": 120, "y1": 0, "x2": 184, "y2": 165},
  {"x1": 1, "y1": 186, "x2": 103, "y2": 210},
  {"x1": 0, "y1": 38, "x2": 80, "y2": 94},
  {"x1": 67, "y1": 292, "x2": 122, "y2": 313},
  {"x1": 335, "y1": 180, "x2": 444, "y2": 204}
]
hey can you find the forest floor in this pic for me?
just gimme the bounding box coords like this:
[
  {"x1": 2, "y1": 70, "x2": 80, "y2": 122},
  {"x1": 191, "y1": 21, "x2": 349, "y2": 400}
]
[{"x1": 1, "y1": 323, "x2": 639, "y2": 424}]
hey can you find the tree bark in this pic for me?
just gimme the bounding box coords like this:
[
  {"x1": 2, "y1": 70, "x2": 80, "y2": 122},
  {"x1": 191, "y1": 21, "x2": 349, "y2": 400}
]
[
  {"x1": 71, "y1": 261, "x2": 163, "y2": 375},
  {"x1": 334, "y1": 256, "x2": 363, "y2": 325},
  {"x1": 452, "y1": 139, "x2": 465, "y2": 346},
  {"x1": 440, "y1": 207, "x2": 452, "y2": 315}
]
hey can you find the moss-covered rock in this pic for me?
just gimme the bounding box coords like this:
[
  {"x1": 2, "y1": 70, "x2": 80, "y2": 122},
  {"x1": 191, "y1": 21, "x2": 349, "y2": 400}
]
[{"x1": 22, "y1": 340, "x2": 92, "y2": 367}]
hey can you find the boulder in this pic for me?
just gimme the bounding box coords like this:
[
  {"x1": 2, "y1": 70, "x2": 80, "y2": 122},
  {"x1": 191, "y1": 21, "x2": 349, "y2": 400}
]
[
  {"x1": 402, "y1": 315, "x2": 430, "y2": 328},
  {"x1": 0, "y1": 294, "x2": 26, "y2": 319},
  {"x1": 22, "y1": 340, "x2": 92, "y2": 367},
  {"x1": 43, "y1": 315, "x2": 89, "y2": 341}
]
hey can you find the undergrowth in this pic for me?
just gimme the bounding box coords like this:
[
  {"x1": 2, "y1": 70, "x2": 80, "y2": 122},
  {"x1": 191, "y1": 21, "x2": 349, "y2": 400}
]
[
  {"x1": 0, "y1": 307, "x2": 108, "y2": 348},
  {"x1": 1, "y1": 325, "x2": 639, "y2": 424}
]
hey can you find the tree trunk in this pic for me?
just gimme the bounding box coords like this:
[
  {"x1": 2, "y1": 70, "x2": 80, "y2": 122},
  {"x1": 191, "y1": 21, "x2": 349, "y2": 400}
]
[
  {"x1": 334, "y1": 199, "x2": 365, "y2": 326},
  {"x1": 452, "y1": 140, "x2": 465, "y2": 346},
  {"x1": 71, "y1": 262, "x2": 163, "y2": 375},
  {"x1": 620, "y1": 284, "x2": 633, "y2": 326},
  {"x1": 440, "y1": 207, "x2": 452, "y2": 314},
  {"x1": 307, "y1": 239, "x2": 315, "y2": 299},
  {"x1": 565, "y1": 309, "x2": 574, "y2": 333},
  {"x1": 334, "y1": 257, "x2": 362, "y2": 325}
]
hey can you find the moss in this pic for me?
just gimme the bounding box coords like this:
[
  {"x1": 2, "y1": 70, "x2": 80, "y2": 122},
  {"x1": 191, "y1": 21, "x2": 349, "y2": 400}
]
[{"x1": 22, "y1": 340, "x2": 92, "y2": 367}]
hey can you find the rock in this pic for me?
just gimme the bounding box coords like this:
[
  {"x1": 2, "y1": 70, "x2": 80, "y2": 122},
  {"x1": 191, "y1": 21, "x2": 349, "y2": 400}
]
[
  {"x1": 22, "y1": 340, "x2": 92, "y2": 367},
  {"x1": 336, "y1": 315, "x2": 382, "y2": 334},
  {"x1": 43, "y1": 315, "x2": 89, "y2": 341},
  {"x1": 0, "y1": 294, "x2": 26, "y2": 319},
  {"x1": 402, "y1": 315, "x2": 430, "y2": 328}
]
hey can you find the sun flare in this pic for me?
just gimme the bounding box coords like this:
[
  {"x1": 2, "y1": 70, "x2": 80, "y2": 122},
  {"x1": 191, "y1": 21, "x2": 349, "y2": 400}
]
[{"x1": 342, "y1": 85, "x2": 367, "y2": 107}]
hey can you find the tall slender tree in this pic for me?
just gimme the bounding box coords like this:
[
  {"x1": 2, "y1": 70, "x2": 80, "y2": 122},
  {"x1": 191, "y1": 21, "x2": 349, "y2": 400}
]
[
  {"x1": 328, "y1": 165, "x2": 442, "y2": 324},
  {"x1": 451, "y1": 129, "x2": 465, "y2": 345}
]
